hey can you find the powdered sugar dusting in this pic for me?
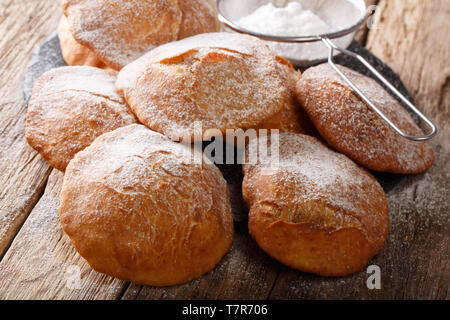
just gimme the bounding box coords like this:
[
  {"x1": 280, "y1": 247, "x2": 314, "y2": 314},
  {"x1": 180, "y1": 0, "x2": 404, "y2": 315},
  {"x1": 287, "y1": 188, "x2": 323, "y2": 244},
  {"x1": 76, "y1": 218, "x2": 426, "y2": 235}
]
[
  {"x1": 236, "y1": 2, "x2": 335, "y2": 61},
  {"x1": 178, "y1": 0, "x2": 220, "y2": 38},
  {"x1": 297, "y1": 63, "x2": 434, "y2": 174},
  {"x1": 118, "y1": 33, "x2": 296, "y2": 141},
  {"x1": 243, "y1": 133, "x2": 389, "y2": 246},
  {"x1": 32, "y1": 66, "x2": 124, "y2": 103},
  {"x1": 116, "y1": 32, "x2": 275, "y2": 93},
  {"x1": 26, "y1": 66, "x2": 137, "y2": 171},
  {"x1": 237, "y1": 3, "x2": 333, "y2": 37}
]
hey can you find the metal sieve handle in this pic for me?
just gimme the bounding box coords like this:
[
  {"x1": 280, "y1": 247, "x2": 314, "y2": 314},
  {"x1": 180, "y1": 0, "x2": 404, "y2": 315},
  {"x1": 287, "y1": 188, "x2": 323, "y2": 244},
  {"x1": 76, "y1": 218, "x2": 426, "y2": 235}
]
[
  {"x1": 321, "y1": 37, "x2": 437, "y2": 141},
  {"x1": 216, "y1": 0, "x2": 437, "y2": 142}
]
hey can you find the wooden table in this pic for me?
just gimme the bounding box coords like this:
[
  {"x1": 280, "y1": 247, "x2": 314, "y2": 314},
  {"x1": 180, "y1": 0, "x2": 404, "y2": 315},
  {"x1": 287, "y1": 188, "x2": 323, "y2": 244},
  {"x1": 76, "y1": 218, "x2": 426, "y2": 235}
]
[{"x1": 0, "y1": 0, "x2": 448, "y2": 300}]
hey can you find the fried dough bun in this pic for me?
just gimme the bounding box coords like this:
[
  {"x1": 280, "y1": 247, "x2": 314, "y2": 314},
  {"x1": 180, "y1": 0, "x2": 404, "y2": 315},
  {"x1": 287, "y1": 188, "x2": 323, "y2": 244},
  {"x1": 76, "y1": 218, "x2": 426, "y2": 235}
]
[
  {"x1": 242, "y1": 133, "x2": 390, "y2": 276},
  {"x1": 57, "y1": 16, "x2": 107, "y2": 69},
  {"x1": 296, "y1": 63, "x2": 434, "y2": 174},
  {"x1": 62, "y1": 0, "x2": 221, "y2": 70},
  {"x1": 59, "y1": 124, "x2": 234, "y2": 286},
  {"x1": 255, "y1": 56, "x2": 317, "y2": 136},
  {"x1": 25, "y1": 66, "x2": 137, "y2": 171}
]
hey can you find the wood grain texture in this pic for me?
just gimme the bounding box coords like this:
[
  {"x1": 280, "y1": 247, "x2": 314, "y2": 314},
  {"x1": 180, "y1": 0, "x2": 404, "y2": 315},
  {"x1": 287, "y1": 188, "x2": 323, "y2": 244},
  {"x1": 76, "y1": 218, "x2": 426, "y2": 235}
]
[
  {"x1": 0, "y1": 0, "x2": 60, "y2": 257},
  {"x1": 355, "y1": 0, "x2": 379, "y2": 44},
  {"x1": 0, "y1": 171, "x2": 127, "y2": 300},
  {"x1": 366, "y1": 0, "x2": 450, "y2": 149}
]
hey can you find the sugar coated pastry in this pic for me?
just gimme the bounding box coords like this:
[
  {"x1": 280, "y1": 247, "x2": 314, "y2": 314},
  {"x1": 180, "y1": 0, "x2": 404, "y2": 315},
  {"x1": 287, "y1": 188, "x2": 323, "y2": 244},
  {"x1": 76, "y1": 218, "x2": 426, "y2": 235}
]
[
  {"x1": 59, "y1": 124, "x2": 234, "y2": 286},
  {"x1": 62, "y1": 0, "x2": 221, "y2": 70},
  {"x1": 58, "y1": 16, "x2": 106, "y2": 69},
  {"x1": 116, "y1": 32, "x2": 308, "y2": 141},
  {"x1": 25, "y1": 66, "x2": 137, "y2": 172},
  {"x1": 255, "y1": 56, "x2": 317, "y2": 136},
  {"x1": 242, "y1": 133, "x2": 389, "y2": 276},
  {"x1": 296, "y1": 63, "x2": 434, "y2": 174}
]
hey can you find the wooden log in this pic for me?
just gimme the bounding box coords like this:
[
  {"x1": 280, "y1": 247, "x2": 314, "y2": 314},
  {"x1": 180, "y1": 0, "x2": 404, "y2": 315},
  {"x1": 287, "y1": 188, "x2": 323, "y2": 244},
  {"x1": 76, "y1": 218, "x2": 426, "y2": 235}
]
[
  {"x1": 366, "y1": 0, "x2": 450, "y2": 149},
  {"x1": 0, "y1": 0, "x2": 60, "y2": 257},
  {"x1": 0, "y1": 171, "x2": 127, "y2": 299}
]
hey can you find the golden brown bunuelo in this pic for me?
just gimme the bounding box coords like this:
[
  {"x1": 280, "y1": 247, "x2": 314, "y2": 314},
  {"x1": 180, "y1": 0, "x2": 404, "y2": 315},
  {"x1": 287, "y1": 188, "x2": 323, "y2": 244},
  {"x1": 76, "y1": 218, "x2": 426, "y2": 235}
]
[
  {"x1": 59, "y1": 124, "x2": 234, "y2": 286},
  {"x1": 242, "y1": 133, "x2": 390, "y2": 276},
  {"x1": 62, "y1": 0, "x2": 221, "y2": 70},
  {"x1": 117, "y1": 32, "x2": 314, "y2": 142},
  {"x1": 58, "y1": 16, "x2": 107, "y2": 69},
  {"x1": 25, "y1": 66, "x2": 137, "y2": 172},
  {"x1": 296, "y1": 63, "x2": 434, "y2": 174}
]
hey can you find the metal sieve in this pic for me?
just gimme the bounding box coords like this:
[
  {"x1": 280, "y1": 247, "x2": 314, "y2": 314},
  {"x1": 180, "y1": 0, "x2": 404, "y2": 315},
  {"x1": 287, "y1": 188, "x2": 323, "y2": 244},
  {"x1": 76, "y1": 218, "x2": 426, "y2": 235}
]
[{"x1": 217, "y1": 0, "x2": 437, "y2": 141}]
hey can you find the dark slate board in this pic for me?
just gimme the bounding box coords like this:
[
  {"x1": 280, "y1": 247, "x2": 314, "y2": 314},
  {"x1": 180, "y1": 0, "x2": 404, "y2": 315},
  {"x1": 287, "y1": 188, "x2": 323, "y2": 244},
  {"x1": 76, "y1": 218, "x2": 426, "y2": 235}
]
[
  {"x1": 23, "y1": 32, "x2": 66, "y2": 104},
  {"x1": 23, "y1": 35, "x2": 413, "y2": 221}
]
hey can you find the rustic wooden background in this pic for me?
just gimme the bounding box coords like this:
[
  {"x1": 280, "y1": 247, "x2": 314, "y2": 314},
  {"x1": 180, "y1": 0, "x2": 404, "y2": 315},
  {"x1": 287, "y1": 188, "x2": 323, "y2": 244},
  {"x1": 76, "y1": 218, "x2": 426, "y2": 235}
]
[{"x1": 0, "y1": 0, "x2": 448, "y2": 300}]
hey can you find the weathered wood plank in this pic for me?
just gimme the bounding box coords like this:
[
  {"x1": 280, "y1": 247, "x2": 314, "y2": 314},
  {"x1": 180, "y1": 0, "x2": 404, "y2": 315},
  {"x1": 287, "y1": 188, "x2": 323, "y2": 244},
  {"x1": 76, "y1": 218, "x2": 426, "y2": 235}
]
[
  {"x1": 0, "y1": 0, "x2": 60, "y2": 257},
  {"x1": 366, "y1": 0, "x2": 450, "y2": 149},
  {"x1": 122, "y1": 223, "x2": 280, "y2": 300},
  {"x1": 0, "y1": 171, "x2": 127, "y2": 300}
]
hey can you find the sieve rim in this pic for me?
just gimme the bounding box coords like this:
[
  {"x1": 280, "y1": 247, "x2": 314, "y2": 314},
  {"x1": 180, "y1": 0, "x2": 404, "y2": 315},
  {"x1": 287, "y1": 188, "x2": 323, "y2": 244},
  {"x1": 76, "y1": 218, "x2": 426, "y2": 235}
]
[{"x1": 217, "y1": 0, "x2": 370, "y2": 43}]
